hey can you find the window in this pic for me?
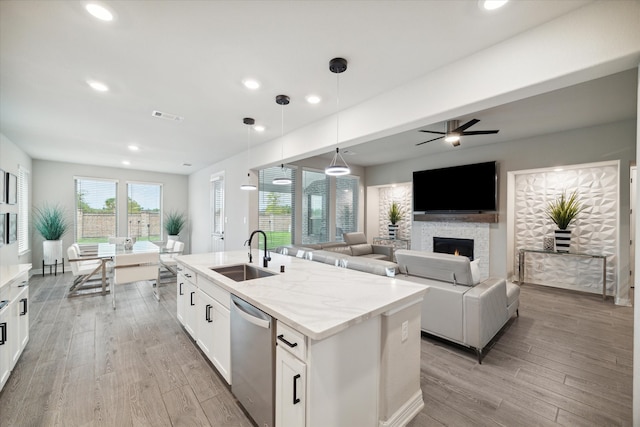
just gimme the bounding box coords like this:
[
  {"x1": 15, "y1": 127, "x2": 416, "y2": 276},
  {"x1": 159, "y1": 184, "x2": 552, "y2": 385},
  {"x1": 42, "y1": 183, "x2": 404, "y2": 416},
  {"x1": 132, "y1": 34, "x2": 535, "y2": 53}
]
[
  {"x1": 127, "y1": 182, "x2": 162, "y2": 241},
  {"x1": 17, "y1": 166, "x2": 29, "y2": 254},
  {"x1": 335, "y1": 175, "x2": 359, "y2": 241},
  {"x1": 259, "y1": 166, "x2": 296, "y2": 249},
  {"x1": 75, "y1": 178, "x2": 117, "y2": 243},
  {"x1": 302, "y1": 169, "x2": 329, "y2": 244}
]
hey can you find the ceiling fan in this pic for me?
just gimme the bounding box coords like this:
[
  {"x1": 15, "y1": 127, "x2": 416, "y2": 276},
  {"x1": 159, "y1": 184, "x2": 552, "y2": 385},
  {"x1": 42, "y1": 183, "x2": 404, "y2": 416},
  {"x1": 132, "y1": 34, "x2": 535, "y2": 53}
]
[{"x1": 416, "y1": 119, "x2": 499, "y2": 147}]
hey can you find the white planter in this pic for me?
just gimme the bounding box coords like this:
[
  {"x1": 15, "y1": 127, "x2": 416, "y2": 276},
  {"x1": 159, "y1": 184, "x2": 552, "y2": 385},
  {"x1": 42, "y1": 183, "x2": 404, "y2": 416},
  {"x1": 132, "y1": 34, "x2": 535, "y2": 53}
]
[
  {"x1": 168, "y1": 234, "x2": 180, "y2": 241},
  {"x1": 43, "y1": 239, "x2": 63, "y2": 264},
  {"x1": 554, "y1": 229, "x2": 571, "y2": 253}
]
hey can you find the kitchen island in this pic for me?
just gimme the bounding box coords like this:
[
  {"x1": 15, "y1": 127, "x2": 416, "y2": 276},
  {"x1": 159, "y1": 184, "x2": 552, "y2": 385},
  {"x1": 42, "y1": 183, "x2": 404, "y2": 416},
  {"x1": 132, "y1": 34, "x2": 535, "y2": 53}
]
[{"x1": 176, "y1": 250, "x2": 428, "y2": 427}]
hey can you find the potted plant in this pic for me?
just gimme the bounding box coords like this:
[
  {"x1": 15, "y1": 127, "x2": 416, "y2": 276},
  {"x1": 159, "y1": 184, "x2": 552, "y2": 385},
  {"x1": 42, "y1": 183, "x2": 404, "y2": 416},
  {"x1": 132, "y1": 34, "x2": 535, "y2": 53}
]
[
  {"x1": 388, "y1": 201, "x2": 402, "y2": 240},
  {"x1": 164, "y1": 210, "x2": 186, "y2": 240},
  {"x1": 33, "y1": 204, "x2": 70, "y2": 267},
  {"x1": 545, "y1": 190, "x2": 584, "y2": 253}
]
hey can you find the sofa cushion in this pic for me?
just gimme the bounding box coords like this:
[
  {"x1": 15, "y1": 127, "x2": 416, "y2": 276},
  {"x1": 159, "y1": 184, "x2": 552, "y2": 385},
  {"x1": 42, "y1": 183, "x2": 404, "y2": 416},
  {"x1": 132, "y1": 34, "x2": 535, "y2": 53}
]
[
  {"x1": 346, "y1": 257, "x2": 398, "y2": 276},
  {"x1": 343, "y1": 232, "x2": 367, "y2": 245},
  {"x1": 323, "y1": 245, "x2": 353, "y2": 256},
  {"x1": 360, "y1": 253, "x2": 389, "y2": 260},
  {"x1": 395, "y1": 250, "x2": 475, "y2": 286},
  {"x1": 350, "y1": 243, "x2": 373, "y2": 256}
]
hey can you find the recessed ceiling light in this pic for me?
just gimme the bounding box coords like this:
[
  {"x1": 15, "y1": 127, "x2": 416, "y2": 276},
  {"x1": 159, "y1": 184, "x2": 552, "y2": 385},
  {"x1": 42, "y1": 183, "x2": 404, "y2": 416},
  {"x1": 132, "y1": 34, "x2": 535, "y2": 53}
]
[
  {"x1": 254, "y1": 125, "x2": 265, "y2": 132},
  {"x1": 85, "y1": 3, "x2": 114, "y2": 21},
  {"x1": 121, "y1": 160, "x2": 130, "y2": 166},
  {"x1": 480, "y1": 0, "x2": 509, "y2": 11},
  {"x1": 242, "y1": 79, "x2": 260, "y2": 90},
  {"x1": 554, "y1": 168, "x2": 564, "y2": 172},
  {"x1": 128, "y1": 145, "x2": 139, "y2": 151},
  {"x1": 305, "y1": 94, "x2": 321, "y2": 104},
  {"x1": 87, "y1": 80, "x2": 109, "y2": 92}
]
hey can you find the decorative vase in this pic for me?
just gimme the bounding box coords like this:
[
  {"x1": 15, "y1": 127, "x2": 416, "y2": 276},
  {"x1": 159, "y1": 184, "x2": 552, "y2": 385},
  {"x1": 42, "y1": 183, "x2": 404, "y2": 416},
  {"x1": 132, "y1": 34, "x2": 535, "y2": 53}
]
[
  {"x1": 554, "y1": 229, "x2": 571, "y2": 253},
  {"x1": 168, "y1": 234, "x2": 180, "y2": 241},
  {"x1": 388, "y1": 224, "x2": 399, "y2": 240},
  {"x1": 43, "y1": 239, "x2": 63, "y2": 264}
]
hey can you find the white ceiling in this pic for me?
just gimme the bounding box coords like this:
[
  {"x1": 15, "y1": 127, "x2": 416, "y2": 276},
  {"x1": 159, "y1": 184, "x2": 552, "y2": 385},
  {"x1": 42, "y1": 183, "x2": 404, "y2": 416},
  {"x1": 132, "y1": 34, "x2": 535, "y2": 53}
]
[{"x1": 4, "y1": 0, "x2": 633, "y2": 175}]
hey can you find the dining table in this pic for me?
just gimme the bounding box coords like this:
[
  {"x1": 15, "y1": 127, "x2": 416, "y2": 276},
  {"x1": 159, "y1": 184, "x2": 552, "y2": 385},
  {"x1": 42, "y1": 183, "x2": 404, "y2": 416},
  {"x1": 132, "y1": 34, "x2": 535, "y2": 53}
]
[{"x1": 68, "y1": 240, "x2": 162, "y2": 298}]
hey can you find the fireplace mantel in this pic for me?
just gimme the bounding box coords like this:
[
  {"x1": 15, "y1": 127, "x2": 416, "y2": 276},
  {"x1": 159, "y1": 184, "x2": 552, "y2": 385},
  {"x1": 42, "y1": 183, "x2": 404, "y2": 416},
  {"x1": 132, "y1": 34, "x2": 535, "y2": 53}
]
[{"x1": 413, "y1": 213, "x2": 498, "y2": 223}]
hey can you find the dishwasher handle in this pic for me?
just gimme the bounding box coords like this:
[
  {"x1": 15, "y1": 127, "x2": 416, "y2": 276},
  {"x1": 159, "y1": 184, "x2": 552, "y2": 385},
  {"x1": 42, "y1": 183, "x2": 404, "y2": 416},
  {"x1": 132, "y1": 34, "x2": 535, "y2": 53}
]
[{"x1": 232, "y1": 298, "x2": 271, "y2": 329}]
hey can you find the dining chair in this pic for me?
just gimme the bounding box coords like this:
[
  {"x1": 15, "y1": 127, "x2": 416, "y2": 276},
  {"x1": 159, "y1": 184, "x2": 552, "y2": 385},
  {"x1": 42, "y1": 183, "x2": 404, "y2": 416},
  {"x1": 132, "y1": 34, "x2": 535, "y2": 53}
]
[
  {"x1": 67, "y1": 245, "x2": 106, "y2": 294},
  {"x1": 111, "y1": 251, "x2": 160, "y2": 309},
  {"x1": 160, "y1": 240, "x2": 184, "y2": 276},
  {"x1": 165, "y1": 238, "x2": 176, "y2": 250}
]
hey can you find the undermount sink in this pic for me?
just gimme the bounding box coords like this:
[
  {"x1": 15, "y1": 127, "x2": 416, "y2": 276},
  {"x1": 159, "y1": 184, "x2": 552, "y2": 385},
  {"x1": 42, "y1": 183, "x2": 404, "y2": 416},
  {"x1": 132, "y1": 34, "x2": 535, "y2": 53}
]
[{"x1": 210, "y1": 264, "x2": 277, "y2": 282}]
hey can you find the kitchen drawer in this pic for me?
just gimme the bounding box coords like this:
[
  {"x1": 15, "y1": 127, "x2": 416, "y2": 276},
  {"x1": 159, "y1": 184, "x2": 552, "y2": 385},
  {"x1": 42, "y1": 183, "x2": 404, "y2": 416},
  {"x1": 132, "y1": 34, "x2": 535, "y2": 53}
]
[
  {"x1": 276, "y1": 321, "x2": 306, "y2": 361},
  {"x1": 177, "y1": 264, "x2": 196, "y2": 283},
  {"x1": 198, "y1": 275, "x2": 230, "y2": 309}
]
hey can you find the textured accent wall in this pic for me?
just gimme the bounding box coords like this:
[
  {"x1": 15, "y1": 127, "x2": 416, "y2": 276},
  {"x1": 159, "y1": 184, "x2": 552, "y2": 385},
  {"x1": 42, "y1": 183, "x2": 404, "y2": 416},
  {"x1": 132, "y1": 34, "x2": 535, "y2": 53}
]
[
  {"x1": 378, "y1": 185, "x2": 412, "y2": 242},
  {"x1": 416, "y1": 222, "x2": 490, "y2": 281},
  {"x1": 513, "y1": 163, "x2": 618, "y2": 296}
]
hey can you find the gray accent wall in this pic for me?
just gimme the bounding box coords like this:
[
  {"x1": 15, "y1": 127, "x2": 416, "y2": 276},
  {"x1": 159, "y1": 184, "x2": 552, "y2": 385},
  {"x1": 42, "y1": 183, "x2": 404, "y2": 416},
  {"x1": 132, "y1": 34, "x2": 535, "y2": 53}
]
[{"x1": 364, "y1": 119, "x2": 636, "y2": 283}]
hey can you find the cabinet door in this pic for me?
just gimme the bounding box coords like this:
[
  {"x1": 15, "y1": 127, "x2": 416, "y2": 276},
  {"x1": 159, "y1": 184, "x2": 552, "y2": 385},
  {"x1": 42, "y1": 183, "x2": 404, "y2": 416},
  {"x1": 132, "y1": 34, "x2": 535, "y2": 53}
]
[
  {"x1": 176, "y1": 276, "x2": 186, "y2": 325},
  {"x1": 0, "y1": 309, "x2": 10, "y2": 391},
  {"x1": 13, "y1": 286, "x2": 28, "y2": 365},
  {"x1": 196, "y1": 290, "x2": 215, "y2": 358},
  {"x1": 276, "y1": 346, "x2": 306, "y2": 427},
  {"x1": 184, "y1": 281, "x2": 198, "y2": 338},
  {"x1": 210, "y1": 299, "x2": 230, "y2": 384}
]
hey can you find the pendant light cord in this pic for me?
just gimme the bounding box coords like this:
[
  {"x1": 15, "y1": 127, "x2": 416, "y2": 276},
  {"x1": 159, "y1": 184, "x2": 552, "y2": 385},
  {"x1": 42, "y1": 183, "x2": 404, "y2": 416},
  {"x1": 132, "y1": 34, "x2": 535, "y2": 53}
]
[{"x1": 335, "y1": 70, "x2": 340, "y2": 147}]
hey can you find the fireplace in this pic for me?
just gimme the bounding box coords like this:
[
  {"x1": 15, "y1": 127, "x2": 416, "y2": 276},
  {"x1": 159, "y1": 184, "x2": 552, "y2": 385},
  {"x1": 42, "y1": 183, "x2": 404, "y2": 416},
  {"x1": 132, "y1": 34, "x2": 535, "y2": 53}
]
[{"x1": 433, "y1": 237, "x2": 474, "y2": 261}]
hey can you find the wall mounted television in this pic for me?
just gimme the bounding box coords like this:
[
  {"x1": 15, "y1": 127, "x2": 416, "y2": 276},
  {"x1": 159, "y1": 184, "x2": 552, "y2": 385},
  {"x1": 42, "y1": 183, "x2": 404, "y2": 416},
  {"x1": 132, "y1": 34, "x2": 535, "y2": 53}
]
[{"x1": 412, "y1": 161, "x2": 497, "y2": 213}]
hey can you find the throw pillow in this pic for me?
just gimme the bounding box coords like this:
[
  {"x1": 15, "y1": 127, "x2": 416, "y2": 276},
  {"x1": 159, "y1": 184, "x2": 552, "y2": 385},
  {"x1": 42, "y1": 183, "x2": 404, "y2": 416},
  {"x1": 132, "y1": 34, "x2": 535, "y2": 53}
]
[{"x1": 470, "y1": 258, "x2": 481, "y2": 285}]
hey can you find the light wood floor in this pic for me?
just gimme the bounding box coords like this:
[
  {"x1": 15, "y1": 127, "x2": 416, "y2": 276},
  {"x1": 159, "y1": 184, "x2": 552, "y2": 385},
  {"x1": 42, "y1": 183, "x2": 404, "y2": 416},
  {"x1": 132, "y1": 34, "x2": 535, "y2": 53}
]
[{"x1": 0, "y1": 273, "x2": 633, "y2": 426}]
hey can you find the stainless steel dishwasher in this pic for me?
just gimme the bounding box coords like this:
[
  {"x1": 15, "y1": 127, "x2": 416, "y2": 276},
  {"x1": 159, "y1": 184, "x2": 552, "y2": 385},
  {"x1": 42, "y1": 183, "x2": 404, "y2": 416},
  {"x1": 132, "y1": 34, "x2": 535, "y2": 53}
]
[{"x1": 230, "y1": 294, "x2": 275, "y2": 427}]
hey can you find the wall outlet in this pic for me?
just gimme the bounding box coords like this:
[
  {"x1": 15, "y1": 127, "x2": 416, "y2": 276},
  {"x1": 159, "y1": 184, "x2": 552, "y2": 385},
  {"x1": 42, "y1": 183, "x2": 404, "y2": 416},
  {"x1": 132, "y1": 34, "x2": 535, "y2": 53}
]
[{"x1": 401, "y1": 320, "x2": 409, "y2": 342}]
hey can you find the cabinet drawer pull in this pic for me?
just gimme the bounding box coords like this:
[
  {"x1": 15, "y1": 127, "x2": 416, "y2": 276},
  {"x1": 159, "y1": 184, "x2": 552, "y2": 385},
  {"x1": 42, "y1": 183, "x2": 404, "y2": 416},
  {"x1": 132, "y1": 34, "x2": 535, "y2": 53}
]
[
  {"x1": 0, "y1": 322, "x2": 6, "y2": 345},
  {"x1": 185, "y1": 273, "x2": 192, "y2": 279},
  {"x1": 277, "y1": 334, "x2": 298, "y2": 348},
  {"x1": 205, "y1": 304, "x2": 213, "y2": 323},
  {"x1": 293, "y1": 374, "x2": 301, "y2": 404},
  {"x1": 179, "y1": 282, "x2": 184, "y2": 295},
  {"x1": 190, "y1": 292, "x2": 195, "y2": 306},
  {"x1": 20, "y1": 298, "x2": 27, "y2": 316}
]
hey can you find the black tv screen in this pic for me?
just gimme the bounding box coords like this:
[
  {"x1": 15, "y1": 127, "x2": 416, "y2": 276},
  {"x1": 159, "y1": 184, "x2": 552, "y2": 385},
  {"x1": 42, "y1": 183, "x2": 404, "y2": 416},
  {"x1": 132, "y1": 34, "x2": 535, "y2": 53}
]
[{"x1": 413, "y1": 161, "x2": 497, "y2": 212}]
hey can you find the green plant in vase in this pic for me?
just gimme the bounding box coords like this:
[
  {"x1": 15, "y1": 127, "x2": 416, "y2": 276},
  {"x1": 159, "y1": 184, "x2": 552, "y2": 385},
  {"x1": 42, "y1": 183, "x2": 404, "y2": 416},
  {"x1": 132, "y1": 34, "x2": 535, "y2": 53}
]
[
  {"x1": 545, "y1": 190, "x2": 584, "y2": 253},
  {"x1": 33, "y1": 204, "x2": 70, "y2": 266},
  {"x1": 164, "y1": 210, "x2": 187, "y2": 238},
  {"x1": 388, "y1": 201, "x2": 402, "y2": 239}
]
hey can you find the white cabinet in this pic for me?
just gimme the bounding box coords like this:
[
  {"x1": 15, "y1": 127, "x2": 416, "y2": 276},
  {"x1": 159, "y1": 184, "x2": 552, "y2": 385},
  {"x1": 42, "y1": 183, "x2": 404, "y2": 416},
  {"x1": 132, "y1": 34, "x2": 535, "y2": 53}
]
[
  {"x1": 276, "y1": 346, "x2": 306, "y2": 427},
  {"x1": 177, "y1": 265, "x2": 198, "y2": 338},
  {"x1": 0, "y1": 307, "x2": 10, "y2": 390},
  {"x1": 11, "y1": 286, "x2": 28, "y2": 366},
  {"x1": 196, "y1": 289, "x2": 230, "y2": 383},
  {"x1": 176, "y1": 262, "x2": 231, "y2": 385},
  {"x1": 0, "y1": 268, "x2": 30, "y2": 393}
]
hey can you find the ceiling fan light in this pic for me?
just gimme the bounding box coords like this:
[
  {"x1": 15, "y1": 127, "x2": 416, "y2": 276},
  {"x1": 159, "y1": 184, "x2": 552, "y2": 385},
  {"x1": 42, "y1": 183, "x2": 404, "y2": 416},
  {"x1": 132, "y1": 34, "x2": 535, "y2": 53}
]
[
  {"x1": 240, "y1": 183, "x2": 257, "y2": 191},
  {"x1": 272, "y1": 176, "x2": 292, "y2": 185},
  {"x1": 444, "y1": 134, "x2": 460, "y2": 143}
]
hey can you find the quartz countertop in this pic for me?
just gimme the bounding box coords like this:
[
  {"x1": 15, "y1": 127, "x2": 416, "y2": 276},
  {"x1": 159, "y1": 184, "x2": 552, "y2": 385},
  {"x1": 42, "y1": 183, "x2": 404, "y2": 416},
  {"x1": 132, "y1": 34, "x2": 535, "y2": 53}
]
[
  {"x1": 0, "y1": 264, "x2": 31, "y2": 290},
  {"x1": 177, "y1": 251, "x2": 427, "y2": 341}
]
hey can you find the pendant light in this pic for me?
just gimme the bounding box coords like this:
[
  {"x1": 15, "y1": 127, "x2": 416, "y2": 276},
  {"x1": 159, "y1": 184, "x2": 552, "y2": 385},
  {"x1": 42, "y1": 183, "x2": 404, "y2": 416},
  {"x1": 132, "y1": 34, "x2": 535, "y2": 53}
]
[
  {"x1": 240, "y1": 117, "x2": 257, "y2": 191},
  {"x1": 272, "y1": 94, "x2": 292, "y2": 185},
  {"x1": 325, "y1": 57, "x2": 351, "y2": 176}
]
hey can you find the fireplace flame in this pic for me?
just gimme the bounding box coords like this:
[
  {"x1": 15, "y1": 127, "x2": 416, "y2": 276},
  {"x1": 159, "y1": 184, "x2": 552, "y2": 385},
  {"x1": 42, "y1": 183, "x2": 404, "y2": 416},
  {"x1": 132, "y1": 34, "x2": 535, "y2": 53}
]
[{"x1": 454, "y1": 249, "x2": 459, "y2": 256}]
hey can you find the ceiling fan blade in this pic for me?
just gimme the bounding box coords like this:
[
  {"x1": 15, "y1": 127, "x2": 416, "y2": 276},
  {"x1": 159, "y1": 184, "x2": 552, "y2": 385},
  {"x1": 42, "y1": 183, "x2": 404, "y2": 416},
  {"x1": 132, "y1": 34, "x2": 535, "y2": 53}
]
[
  {"x1": 461, "y1": 130, "x2": 499, "y2": 135},
  {"x1": 415, "y1": 136, "x2": 444, "y2": 146},
  {"x1": 418, "y1": 130, "x2": 446, "y2": 135},
  {"x1": 453, "y1": 118, "x2": 480, "y2": 133}
]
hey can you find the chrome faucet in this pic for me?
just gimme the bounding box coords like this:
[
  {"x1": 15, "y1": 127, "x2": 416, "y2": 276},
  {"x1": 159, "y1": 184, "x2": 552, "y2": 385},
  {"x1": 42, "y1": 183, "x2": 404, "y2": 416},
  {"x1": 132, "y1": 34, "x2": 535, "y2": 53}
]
[{"x1": 247, "y1": 230, "x2": 271, "y2": 268}]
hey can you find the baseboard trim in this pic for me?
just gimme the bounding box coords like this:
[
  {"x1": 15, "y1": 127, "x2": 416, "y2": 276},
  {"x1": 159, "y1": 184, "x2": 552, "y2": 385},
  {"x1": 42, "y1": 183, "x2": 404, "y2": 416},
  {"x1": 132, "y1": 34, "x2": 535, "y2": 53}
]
[{"x1": 378, "y1": 389, "x2": 424, "y2": 427}]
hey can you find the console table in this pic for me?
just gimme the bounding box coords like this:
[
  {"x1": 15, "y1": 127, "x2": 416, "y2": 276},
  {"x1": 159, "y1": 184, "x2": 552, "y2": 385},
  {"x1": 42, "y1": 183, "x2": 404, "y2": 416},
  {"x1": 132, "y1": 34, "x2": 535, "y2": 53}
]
[
  {"x1": 518, "y1": 249, "x2": 608, "y2": 300},
  {"x1": 373, "y1": 237, "x2": 410, "y2": 261}
]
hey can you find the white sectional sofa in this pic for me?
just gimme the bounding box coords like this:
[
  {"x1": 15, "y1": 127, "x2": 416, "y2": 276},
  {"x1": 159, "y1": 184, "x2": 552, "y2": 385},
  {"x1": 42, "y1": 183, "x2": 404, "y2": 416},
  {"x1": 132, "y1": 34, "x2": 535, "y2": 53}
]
[{"x1": 395, "y1": 250, "x2": 520, "y2": 363}]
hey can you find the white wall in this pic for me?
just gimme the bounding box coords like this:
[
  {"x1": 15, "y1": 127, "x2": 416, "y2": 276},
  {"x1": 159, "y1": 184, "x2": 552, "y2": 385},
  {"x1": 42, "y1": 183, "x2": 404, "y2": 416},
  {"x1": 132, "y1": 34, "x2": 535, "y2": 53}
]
[
  {"x1": 365, "y1": 120, "x2": 636, "y2": 281},
  {"x1": 0, "y1": 133, "x2": 32, "y2": 267},
  {"x1": 32, "y1": 159, "x2": 188, "y2": 271}
]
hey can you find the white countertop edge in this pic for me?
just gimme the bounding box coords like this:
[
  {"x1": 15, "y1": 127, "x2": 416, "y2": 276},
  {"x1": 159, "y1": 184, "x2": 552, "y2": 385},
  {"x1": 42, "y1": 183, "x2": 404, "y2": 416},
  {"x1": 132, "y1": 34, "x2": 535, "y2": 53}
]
[{"x1": 0, "y1": 264, "x2": 32, "y2": 289}]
